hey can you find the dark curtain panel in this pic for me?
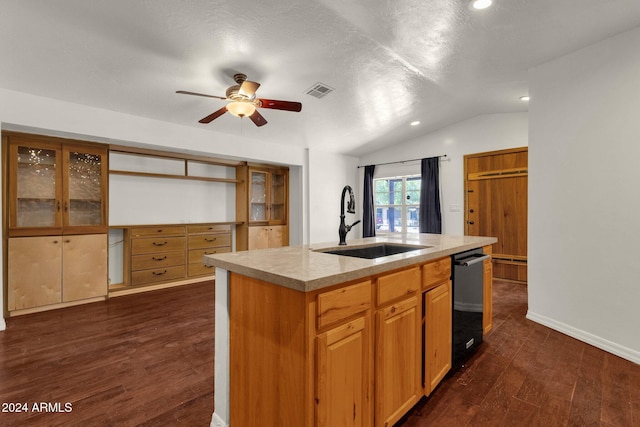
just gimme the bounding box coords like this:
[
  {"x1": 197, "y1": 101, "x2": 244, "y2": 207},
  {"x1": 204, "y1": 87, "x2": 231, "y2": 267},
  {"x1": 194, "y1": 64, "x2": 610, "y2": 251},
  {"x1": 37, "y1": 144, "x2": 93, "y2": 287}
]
[
  {"x1": 419, "y1": 157, "x2": 442, "y2": 234},
  {"x1": 363, "y1": 165, "x2": 376, "y2": 237}
]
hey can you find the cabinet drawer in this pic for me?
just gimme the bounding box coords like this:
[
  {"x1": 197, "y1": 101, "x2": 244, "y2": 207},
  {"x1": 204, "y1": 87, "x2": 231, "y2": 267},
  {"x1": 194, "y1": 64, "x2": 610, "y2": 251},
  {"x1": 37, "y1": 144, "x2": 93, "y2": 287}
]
[
  {"x1": 131, "y1": 250, "x2": 185, "y2": 271},
  {"x1": 132, "y1": 236, "x2": 186, "y2": 255},
  {"x1": 187, "y1": 224, "x2": 231, "y2": 234},
  {"x1": 188, "y1": 234, "x2": 231, "y2": 249},
  {"x1": 422, "y1": 257, "x2": 451, "y2": 290},
  {"x1": 130, "y1": 226, "x2": 185, "y2": 237},
  {"x1": 188, "y1": 262, "x2": 216, "y2": 277},
  {"x1": 188, "y1": 247, "x2": 231, "y2": 264},
  {"x1": 377, "y1": 267, "x2": 421, "y2": 306},
  {"x1": 317, "y1": 280, "x2": 371, "y2": 330},
  {"x1": 131, "y1": 265, "x2": 186, "y2": 286}
]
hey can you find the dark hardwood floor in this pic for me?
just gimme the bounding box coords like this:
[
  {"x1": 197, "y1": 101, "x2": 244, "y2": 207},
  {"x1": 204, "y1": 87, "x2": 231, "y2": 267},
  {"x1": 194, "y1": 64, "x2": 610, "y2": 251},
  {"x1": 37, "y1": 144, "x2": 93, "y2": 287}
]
[
  {"x1": 0, "y1": 282, "x2": 215, "y2": 427},
  {"x1": 1, "y1": 279, "x2": 638, "y2": 426},
  {"x1": 398, "y1": 279, "x2": 640, "y2": 427}
]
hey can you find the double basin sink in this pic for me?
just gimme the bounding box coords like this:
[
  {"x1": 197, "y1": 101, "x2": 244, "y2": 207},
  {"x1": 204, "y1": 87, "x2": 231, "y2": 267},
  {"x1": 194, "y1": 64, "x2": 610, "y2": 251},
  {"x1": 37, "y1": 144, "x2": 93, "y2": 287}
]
[{"x1": 316, "y1": 243, "x2": 430, "y2": 259}]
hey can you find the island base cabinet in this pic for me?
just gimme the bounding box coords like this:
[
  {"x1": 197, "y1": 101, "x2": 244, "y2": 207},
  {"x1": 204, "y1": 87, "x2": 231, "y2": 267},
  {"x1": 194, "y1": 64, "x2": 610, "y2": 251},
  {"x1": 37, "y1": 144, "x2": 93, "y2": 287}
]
[
  {"x1": 424, "y1": 281, "x2": 452, "y2": 395},
  {"x1": 375, "y1": 295, "x2": 421, "y2": 427},
  {"x1": 316, "y1": 316, "x2": 372, "y2": 427},
  {"x1": 229, "y1": 273, "x2": 308, "y2": 427}
]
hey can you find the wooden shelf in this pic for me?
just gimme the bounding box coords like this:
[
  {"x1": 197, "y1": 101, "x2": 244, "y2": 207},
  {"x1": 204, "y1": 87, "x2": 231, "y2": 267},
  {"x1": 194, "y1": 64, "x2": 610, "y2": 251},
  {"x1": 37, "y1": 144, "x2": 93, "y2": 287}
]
[{"x1": 109, "y1": 169, "x2": 242, "y2": 184}]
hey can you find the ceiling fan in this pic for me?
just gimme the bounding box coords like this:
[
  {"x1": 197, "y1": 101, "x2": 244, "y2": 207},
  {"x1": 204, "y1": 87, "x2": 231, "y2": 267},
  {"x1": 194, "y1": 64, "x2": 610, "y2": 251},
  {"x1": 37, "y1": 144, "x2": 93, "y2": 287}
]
[{"x1": 176, "y1": 73, "x2": 302, "y2": 127}]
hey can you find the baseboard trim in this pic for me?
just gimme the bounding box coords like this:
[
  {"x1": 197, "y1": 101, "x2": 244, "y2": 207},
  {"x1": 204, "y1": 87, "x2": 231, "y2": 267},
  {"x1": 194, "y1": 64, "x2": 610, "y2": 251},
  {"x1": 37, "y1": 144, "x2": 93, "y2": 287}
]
[
  {"x1": 210, "y1": 412, "x2": 228, "y2": 427},
  {"x1": 526, "y1": 310, "x2": 640, "y2": 365},
  {"x1": 0, "y1": 317, "x2": 6, "y2": 331}
]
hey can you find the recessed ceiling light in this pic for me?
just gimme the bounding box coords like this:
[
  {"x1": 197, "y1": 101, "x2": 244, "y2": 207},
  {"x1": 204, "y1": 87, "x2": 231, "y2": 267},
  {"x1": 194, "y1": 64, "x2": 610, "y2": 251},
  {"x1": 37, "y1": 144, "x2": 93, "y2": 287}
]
[
  {"x1": 520, "y1": 95, "x2": 530, "y2": 101},
  {"x1": 410, "y1": 121, "x2": 421, "y2": 126},
  {"x1": 472, "y1": 0, "x2": 493, "y2": 10}
]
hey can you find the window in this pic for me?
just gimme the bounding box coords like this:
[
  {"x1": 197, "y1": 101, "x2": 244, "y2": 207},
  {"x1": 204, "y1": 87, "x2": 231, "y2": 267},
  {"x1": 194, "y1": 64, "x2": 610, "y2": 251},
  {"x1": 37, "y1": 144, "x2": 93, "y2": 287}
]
[{"x1": 374, "y1": 175, "x2": 420, "y2": 233}]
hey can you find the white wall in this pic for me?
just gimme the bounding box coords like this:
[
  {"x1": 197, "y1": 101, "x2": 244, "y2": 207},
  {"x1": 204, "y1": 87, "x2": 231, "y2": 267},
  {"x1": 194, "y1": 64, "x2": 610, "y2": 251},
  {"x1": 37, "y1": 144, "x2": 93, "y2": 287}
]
[
  {"x1": 358, "y1": 113, "x2": 529, "y2": 235},
  {"x1": 528, "y1": 26, "x2": 640, "y2": 363},
  {"x1": 307, "y1": 149, "x2": 360, "y2": 244}
]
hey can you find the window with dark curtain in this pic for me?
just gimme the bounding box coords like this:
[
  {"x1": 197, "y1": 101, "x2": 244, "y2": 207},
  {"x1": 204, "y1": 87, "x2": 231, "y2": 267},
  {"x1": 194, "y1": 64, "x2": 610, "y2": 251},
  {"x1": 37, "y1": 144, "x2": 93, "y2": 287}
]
[
  {"x1": 362, "y1": 165, "x2": 376, "y2": 237},
  {"x1": 419, "y1": 157, "x2": 442, "y2": 233}
]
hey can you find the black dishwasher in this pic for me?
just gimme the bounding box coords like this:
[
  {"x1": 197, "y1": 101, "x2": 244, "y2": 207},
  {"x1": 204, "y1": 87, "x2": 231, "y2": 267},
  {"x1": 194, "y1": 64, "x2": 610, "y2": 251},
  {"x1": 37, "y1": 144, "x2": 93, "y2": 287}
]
[{"x1": 451, "y1": 248, "x2": 490, "y2": 371}]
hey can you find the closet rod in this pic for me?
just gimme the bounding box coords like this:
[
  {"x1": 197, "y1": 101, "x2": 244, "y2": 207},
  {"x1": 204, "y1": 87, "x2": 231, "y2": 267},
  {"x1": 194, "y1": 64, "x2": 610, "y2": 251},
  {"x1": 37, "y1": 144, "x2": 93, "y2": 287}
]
[{"x1": 357, "y1": 154, "x2": 447, "y2": 169}]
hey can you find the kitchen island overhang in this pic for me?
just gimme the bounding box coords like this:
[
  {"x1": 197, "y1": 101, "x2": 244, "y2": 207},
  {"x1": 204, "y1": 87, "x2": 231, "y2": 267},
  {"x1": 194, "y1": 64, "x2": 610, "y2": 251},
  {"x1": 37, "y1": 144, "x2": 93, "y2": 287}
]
[{"x1": 204, "y1": 233, "x2": 496, "y2": 427}]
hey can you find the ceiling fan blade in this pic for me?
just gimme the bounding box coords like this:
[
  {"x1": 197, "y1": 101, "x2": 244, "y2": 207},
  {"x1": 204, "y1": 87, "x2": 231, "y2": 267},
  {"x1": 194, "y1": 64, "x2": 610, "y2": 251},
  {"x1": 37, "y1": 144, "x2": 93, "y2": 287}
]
[
  {"x1": 199, "y1": 106, "x2": 227, "y2": 123},
  {"x1": 249, "y1": 110, "x2": 268, "y2": 127},
  {"x1": 257, "y1": 98, "x2": 302, "y2": 112},
  {"x1": 239, "y1": 81, "x2": 260, "y2": 98},
  {"x1": 176, "y1": 90, "x2": 227, "y2": 100}
]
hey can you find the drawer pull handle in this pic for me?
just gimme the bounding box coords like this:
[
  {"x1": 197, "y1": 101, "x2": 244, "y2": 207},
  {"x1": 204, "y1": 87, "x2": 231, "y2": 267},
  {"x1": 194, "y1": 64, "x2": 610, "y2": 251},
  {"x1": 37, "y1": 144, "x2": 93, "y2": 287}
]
[
  {"x1": 205, "y1": 265, "x2": 214, "y2": 268},
  {"x1": 152, "y1": 270, "x2": 168, "y2": 276},
  {"x1": 152, "y1": 241, "x2": 168, "y2": 246},
  {"x1": 157, "y1": 229, "x2": 163, "y2": 233},
  {"x1": 205, "y1": 237, "x2": 217, "y2": 242},
  {"x1": 204, "y1": 251, "x2": 217, "y2": 255},
  {"x1": 152, "y1": 256, "x2": 167, "y2": 261}
]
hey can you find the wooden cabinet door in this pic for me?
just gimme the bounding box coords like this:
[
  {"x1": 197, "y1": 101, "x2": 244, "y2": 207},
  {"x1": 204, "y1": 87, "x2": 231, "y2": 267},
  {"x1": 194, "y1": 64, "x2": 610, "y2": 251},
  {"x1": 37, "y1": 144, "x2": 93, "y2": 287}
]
[
  {"x1": 7, "y1": 236, "x2": 62, "y2": 310},
  {"x1": 62, "y1": 234, "x2": 108, "y2": 302},
  {"x1": 8, "y1": 138, "x2": 64, "y2": 236},
  {"x1": 268, "y1": 225, "x2": 288, "y2": 248},
  {"x1": 375, "y1": 295, "x2": 421, "y2": 427},
  {"x1": 424, "y1": 281, "x2": 452, "y2": 395},
  {"x1": 316, "y1": 316, "x2": 372, "y2": 427},
  {"x1": 248, "y1": 226, "x2": 269, "y2": 250},
  {"x1": 249, "y1": 170, "x2": 268, "y2": 222},
  {"x1": 62, "y1": 145, "x2": 108, "y2": 233},
  {"x1": 269, "y1": 169, "x2": 287, "y2": 225}
]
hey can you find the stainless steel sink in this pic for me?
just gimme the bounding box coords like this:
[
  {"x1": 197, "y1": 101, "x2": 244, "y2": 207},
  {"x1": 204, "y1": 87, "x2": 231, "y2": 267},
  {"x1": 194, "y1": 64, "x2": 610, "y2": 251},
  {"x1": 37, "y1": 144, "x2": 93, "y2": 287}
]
[{"x1": 317, "y1": 243, "x2": 430, "y2": 259}]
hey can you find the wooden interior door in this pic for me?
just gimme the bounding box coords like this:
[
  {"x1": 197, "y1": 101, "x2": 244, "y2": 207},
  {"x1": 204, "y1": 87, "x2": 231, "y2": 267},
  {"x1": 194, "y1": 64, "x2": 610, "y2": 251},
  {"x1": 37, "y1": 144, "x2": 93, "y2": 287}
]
[{"x1": 465, "y1": 147, "x2": 527, "y2": 282}]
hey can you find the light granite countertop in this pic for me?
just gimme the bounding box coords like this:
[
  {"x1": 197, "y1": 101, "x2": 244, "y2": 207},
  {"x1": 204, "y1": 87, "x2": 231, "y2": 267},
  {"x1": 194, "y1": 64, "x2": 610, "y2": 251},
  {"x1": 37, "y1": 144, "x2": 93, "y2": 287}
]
[{"x1": 203, "y1": 234, "x2": 497, "y2": 292}]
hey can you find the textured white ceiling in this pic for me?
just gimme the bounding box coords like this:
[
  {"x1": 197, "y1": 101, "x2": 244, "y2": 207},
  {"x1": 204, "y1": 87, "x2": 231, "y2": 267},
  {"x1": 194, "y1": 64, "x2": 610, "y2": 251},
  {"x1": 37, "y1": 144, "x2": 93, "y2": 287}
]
[{"x1": 1, "y1": 0, "x2": 640, "y2": 156}]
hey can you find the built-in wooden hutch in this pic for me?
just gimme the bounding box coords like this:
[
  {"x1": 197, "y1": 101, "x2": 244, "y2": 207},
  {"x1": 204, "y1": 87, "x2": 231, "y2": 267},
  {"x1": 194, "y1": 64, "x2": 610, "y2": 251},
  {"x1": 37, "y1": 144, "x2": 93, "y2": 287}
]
[{"x1": 2, "y1": 131, "x2": 290, "y2": 316}]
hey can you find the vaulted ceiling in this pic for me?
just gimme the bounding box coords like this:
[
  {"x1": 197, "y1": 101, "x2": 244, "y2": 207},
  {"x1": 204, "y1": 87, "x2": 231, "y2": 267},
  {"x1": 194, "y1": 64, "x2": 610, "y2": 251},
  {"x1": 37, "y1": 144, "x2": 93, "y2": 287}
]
[{"x1": 2, "y1": 0, "x2": 640, "y2": 156}]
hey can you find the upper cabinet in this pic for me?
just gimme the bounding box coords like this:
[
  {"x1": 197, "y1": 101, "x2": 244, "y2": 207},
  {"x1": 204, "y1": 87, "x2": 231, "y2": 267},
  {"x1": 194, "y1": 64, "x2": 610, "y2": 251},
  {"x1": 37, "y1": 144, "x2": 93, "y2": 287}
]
[
  {"x1": 249, "y1": 167, "x2": 287, "y2": 225},
  {"x1": 7, "y1": 134, "x2": 108, "y2": 236},
  {"x1": 236, "y1": 164, "x2": 289, "y2": 251}
]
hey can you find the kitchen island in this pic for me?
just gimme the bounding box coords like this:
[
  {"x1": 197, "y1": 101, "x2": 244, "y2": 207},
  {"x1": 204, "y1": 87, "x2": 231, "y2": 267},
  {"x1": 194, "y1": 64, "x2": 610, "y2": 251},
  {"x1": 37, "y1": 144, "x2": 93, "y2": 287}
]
[{"x1": 204, "y1": 233, "x2": 496, "y2": 427}]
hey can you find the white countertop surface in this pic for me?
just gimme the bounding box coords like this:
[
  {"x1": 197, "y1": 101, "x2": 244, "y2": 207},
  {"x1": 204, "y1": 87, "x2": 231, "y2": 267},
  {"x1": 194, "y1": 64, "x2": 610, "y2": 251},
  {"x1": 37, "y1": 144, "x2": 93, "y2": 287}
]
[{"x1": 204, "y1": 234, "x2": 497, "y2": 292}]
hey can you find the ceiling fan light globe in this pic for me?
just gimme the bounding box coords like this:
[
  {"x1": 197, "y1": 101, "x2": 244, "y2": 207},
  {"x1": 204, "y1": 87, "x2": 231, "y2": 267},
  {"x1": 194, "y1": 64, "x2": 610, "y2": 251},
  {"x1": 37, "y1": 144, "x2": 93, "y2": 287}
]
[{"x1": 227, "y1": 101, "x2": 256, "y2": 118}]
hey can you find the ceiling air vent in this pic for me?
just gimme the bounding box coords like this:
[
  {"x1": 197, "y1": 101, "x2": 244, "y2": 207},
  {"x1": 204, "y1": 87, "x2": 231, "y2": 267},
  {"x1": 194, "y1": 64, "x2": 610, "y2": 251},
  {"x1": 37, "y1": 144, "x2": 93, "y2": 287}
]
[{"x1": 306, "y1": 82, "x2": 334, "y2": 99}]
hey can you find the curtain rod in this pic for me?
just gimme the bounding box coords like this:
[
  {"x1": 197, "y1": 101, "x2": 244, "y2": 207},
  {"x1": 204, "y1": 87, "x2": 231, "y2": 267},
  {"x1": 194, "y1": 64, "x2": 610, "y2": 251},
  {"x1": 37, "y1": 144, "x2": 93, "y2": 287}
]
[{"x1": 357, "y1": 154, "x2": 447, "y2": 169}]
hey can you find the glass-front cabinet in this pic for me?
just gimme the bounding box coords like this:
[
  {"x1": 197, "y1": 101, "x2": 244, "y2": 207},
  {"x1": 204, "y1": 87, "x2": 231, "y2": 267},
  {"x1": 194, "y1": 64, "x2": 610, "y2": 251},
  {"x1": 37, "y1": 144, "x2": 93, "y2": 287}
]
[
  {"x1": 7, "y1": 135, "x2": 108, "y2": 236},
  {"x1": 249, "y1": 167, "x2": 288, "y2": 225}
]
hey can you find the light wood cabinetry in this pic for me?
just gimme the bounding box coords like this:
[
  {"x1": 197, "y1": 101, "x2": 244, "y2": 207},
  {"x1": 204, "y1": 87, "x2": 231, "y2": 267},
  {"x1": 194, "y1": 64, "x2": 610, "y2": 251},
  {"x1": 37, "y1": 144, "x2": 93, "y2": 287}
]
[
  {"x1": 375, "y1": 267, "x2": 422, "y2": 427},
  {"x1": 226, "y1": 257, "x2": 459, "y2": 426},
  {"x1": 6, "y1": 133, "x2": 108, "y2": 237},
  {"x1": 4, "y1": 132, "x2": 109, "y2": 316},
  {"x1": 120, "y1": 222, "x2": 232, "y2": 290},
  {"x1": 482, "y1": 244, "x2": 493, "y2": 334},
  {"x1": 130, "y1": 226, "x2": 187, "y2": 287},
  {"x1": 8, "y1": 234, "x2": 107, "y2": 313},
  {"x1": 424, "y1": 281, "x2": 452, "y2": 395},
  {"x1": 236, "y1": 164, "x2": 289, "y2": 251},
  {"x1": 187, "y1": 224, "x2": 231, "y2": 277},
  {"x1": 316, "y1": 281, "x2": 372, "y2": 427},
  {"x1": 422, "y1": 257, "x2": 452, "y2": 395},
  {"x1": 247, "y1": 224, "x2": 288, "y2": 250}
]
